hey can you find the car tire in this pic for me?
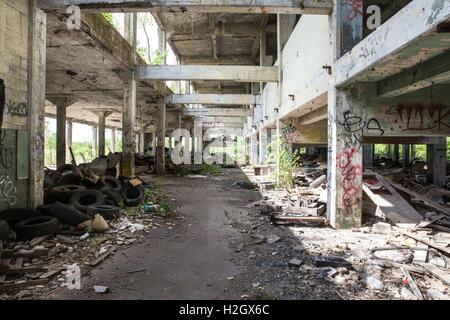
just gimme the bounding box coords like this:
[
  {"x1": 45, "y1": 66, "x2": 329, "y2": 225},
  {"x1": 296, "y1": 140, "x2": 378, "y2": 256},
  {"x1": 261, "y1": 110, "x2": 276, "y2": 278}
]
[
  {"x1": 100, "y1": 187, "x2": 123, "y2": 206},
  {"x1": 47, "y1": 185, "x2": 86, "y2": 203},
  {"x1": 121, "y1": 184, "x2": 146, "y2": 207},
  {"x1": 70, "y1": 190, "x2": 105, "y2": 213},
  {"x1": 14, "y1": 216, "x2": 60, "y2": 240},
  {"x1": 57, "y1": 173, "x2": 82, "y2": 186},
  {"x1": 87, "y1": 205, "x2": 120, "y2": 220},
  {"x1": 48, "y1": 202, "x2": 91, "y2": 226},
  {"x1": 99, "y1": 176, "x2": 122, "y2": 192},
  {"x1": 0, "y1": 208, "x2": 42, "y2": 224},
  {"x1": 56, "y1": 164, "x2": 81, "y2": 177},
  {"x1": 0, "y1": 220, "x2": 10, "y2": 240}
]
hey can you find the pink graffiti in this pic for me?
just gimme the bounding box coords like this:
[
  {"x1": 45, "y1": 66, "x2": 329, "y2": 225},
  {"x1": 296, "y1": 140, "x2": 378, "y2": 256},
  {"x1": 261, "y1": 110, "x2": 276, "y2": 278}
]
[
  {"x1": 337, "y1": 147, "x2": 362, "y2": 216},
  {"x1": 393, "y1": 103, "x2": 449, "y2": 132},
  {"x1": 343, "y1": 0, "x2": 363, "y2": 21}
]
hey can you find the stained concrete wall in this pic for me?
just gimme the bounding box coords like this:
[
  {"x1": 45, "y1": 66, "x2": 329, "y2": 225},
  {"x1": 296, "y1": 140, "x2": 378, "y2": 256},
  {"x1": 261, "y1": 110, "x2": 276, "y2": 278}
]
[
  {"x1": 0, "y1": 0, "x2": 30, "y2": 210},
  {"x1": 261, "y1": 15, "x2": 330, "y2": 129}
]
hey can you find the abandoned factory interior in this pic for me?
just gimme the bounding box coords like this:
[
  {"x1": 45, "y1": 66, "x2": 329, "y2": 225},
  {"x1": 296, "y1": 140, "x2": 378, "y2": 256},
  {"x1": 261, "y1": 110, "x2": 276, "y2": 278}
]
[{"x1": 0, "y1": 0, "x2": 450, "y2": 302}]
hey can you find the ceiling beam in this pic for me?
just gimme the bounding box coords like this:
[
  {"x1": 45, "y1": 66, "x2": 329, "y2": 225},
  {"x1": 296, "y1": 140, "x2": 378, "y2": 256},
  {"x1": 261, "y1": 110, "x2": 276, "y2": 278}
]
[
  {"x1": 196, "y1": 116, "x2": 246, "y2": 123},
  {"x1": 135, "y1": 65, "x2": 279, "y2": 82},
  {"x1": 378, "y1": 52, "x2": 450, "y2": 98},
  {"x1": 169, "y1": 94, "x2": 261, "y2": 105},
  {"x1": 180, "y1": 56, "x2": 256, "y2": 66},
  {"x1": 38, "y1": 0, "x2": 333, "y2": 15},
  {"x1": 184, "y1": 108, "x2": 251, "y2": 117},
  {"x1": 297, "y1": 106, "x2": 327, "y2": 126}
]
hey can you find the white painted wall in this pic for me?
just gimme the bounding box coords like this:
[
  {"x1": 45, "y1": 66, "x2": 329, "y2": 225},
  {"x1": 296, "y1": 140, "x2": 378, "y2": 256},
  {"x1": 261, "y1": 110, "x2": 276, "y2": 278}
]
[{"x1": 261, "y1": 15, "x2": 330, "y2": 128}]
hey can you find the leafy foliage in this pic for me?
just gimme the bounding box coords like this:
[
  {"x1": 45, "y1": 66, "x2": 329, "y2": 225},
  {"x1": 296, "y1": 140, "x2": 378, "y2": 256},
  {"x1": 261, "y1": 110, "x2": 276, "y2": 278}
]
[{"x1": 267, "y1": 136, "x2": 300, "y2": 190}]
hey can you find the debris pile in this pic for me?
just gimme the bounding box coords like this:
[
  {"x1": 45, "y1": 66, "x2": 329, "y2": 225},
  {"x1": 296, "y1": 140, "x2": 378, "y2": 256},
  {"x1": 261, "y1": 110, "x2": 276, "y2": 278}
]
[{"x1": 0, "y1": 163, "x2": 174, "y2": 299}]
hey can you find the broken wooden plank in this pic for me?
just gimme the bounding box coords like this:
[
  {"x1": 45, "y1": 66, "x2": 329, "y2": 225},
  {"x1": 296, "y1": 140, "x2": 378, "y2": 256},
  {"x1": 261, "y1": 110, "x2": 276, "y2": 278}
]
[
  {"x1": 0, "y1": 279, "x2": 48, "y2": 291},
  {"x1": 398, "y1": 230, "x2": 450, "y2": 256},
  {"x1": 419, "y1": 263, "x2": 450, "y2": 286},
  {"x1": 0, "y1": 266, "x2": 48, "y2": 274},
  {"x1": 89, "y1": 248, "x2": 114, "y2": 267},
  {"x1": 381, "y1": 176, "x2": 450, "y2": 216},
  {"x1": 39, "y1": 268, "x2": 64, "y2": 280},
  {"x1": 272, "y1": 215, "x2": 327, "y2": 226}
]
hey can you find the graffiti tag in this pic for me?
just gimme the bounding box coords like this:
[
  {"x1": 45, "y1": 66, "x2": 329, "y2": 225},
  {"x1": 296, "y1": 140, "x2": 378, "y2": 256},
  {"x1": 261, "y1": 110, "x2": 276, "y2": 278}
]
[
  {"x1": 342, "y1": 0, "x2": 363, "y2": 21},
  {"x1": 388, "y1": 104, "x2": 450, "y2": 132},
  {"x1": 0, "y1": 130, "x2": 15, "y2": 170},
  {"x1": 4, "y1": 100, "x2": 28, "y2": 117},
  {"x1": 0, "y1": 175, "x2": 17, "y2": 206},
  {"x1": 339, "y1": 111, "x2": 384, "y2": 147},
  {"x1": 337, "y1": 147, "x2": 362, "y2": 216}
]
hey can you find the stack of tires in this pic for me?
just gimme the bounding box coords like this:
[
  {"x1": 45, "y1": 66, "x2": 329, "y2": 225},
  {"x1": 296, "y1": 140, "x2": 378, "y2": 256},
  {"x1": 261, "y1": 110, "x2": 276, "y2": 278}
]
[{"x1": 0, "y1": 164, "x2": 148, "y2": 244}]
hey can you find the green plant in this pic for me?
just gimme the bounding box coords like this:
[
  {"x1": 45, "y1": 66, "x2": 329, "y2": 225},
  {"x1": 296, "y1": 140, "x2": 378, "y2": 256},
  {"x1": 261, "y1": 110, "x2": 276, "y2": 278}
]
[
  {"x1": 267, "y1": 136, "x2": 299, "y2": 190},
  {"x1": 199, "y1": 164, "x2": 221, "y2": 175}
]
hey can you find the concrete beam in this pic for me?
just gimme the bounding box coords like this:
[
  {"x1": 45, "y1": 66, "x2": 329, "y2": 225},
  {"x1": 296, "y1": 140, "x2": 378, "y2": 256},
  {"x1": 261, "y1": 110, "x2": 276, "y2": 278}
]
[
  {"x1": 181, "y1": 56, "x2": 256, "y2": 66},
  {"x1": 298, "y1": 106, "x2": 327, "y2": 126},
  {"x1": 202, "y1": 122, "x2": 244, "y2": 129},
  {"x1": 38, "y1": 0, "x2": 333, "y2": 15},
  {"x1": 184, "y1": 108, "x2": 252, "y2": 117},
  {"x1": 378, "y1": 52, "x2": 450, "y2": 98},
  {"x1": 135, "y1": 65, "x2": 279, "y2": 82},
  {"x1": 169, "y1": 94, "x2": 261, "y2": 105},
  {"x1": 335, "y1": 0, "x2": 450, "y2": 87},
  {"x1": 196, "y1": 116, "x2": 246, "y2": 123}
]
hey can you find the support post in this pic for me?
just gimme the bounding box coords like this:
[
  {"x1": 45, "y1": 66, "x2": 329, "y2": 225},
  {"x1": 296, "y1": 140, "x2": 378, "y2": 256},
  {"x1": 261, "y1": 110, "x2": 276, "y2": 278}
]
[
  {"x1": 122, "y1": 13, "x2": 137, "y2": 177},
  {"x1": 259, "y1": 127, "x2": 267, "y2": 164},
  {"x1": 327, "y1": 1, "x2": 364, "y2": 229},
  {"x1": 156, "y1": 99, "x2": 166, "y2": 176},
  {"x1": 28, "y1": 1, "x2": 46, "y2": 208},
  {"x1": 92, "y1": 126, "x2": 98, "y2": 159},
  {"x1": 250, "y1": 133, "x2": 259, "y2": 166},
  {"x1": 111, "y1": 128, "x2": 116, "y2": 153},
  {"x1": 393, "y1": 144, "x2": 400, "y2": 163},
  {"x1": 97, "y1": 111, "x2": 112, "y2": 157},
  {"x1": 66, "y1": 121, "x2": 73, "y2": 162},
  {"x1": 56, "y1": 105, "x2": 67, "y2": 168},
  {"x1": 363, "y1": 144, "x2": 374, "y2": 168},
  {"x1": 427, "y1": 138, "x2": 447, "y2": 186},
  {"x1": 402, "y1": 144, "x2": 410, "y2": 168}
]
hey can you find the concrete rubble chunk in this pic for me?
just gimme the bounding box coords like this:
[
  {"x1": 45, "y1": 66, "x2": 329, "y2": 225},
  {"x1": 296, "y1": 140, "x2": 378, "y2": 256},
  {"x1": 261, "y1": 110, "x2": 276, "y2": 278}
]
[
  {"x1": 266, "y1": 235, "x2": 281, "y2": 244},
  {"x1": 372, "y1": 222, "x2": 392, "y2": 235},
  {"x1": 288, "y1": 258, "x2": 303, "y2": 267},
  {"x1": 93, "y1": 285, "x2": 110, "y2": 294}
]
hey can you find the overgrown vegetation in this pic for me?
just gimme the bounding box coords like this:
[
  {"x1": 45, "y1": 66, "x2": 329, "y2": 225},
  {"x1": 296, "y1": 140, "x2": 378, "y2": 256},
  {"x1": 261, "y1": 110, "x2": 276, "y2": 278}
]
[
  {"x1": 199, "y1": 164, "x2": 221, "y2": 175},
  {"x1": 267, "y1": 136, "x2": 300, "y2": 190},
  {"x1": 143, "y1": 186, "x2": 171, "y2": 216}
]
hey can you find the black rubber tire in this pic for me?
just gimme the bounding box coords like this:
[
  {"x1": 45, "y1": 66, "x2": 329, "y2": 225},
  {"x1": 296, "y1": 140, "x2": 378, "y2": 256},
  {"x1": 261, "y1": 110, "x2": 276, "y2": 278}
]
[
  {"x1": 0, "y1": 220, "x2": 10, "y2": 240},
  {"x1": 87, "y1": 205, "x2": 120, "y2": 220},
  {"x1": 99, "y1": 176, "x2": 122, "y2": 192},
  {"x1": 47, "y1": 185, "x2": 86, "y2": 203},
  {"x1": 14, "y1": 216, "x2": 60, "y2": 240},
  {"x1": 48, "y1": 202, "x2": 91, "y2": 226},
  {"x1": 0, "y1": 208, "x2": 42, "y2": 224},
  {"x1": 121, "y1": 185, "x2": 146, "y2": 207},
  {"x1": 57, "y1": 173, "x2": 82, "y2": 186},
  {"x1": 56, "y1": 164, "x2": 81, "y2": 177},
  {"x1": 36, "y1": 204, "x2": 53, "y2": 216},
  {"x1": 100, "y1": 187, "x2": 123, "y2": 206},
  {"x1": 44, "y1": 174, "x2": 55, "y2": 189},
  {"x1": 70, "y1": 190, "x2": 105, "y2": 213}
]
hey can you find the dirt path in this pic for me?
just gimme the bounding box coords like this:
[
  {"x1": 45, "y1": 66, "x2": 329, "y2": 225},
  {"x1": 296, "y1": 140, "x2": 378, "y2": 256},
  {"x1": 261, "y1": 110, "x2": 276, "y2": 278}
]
[{"x1": 52, "y1": 169, "x2": 260, "y2": 300}]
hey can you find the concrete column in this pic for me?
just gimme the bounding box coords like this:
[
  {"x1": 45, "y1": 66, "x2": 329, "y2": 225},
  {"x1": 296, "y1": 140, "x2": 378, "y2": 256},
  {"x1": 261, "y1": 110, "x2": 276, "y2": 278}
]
[
  {"x1": 402, "y1": 144, "x2": 410, "y2": 168},
  {"x1": 139, "y1": 131, "x2": 145, "y2": 156},
  {"x1": 111, "y1": 128, "x2": 116, "y2": 153},
  {"x1": 393, "y1": 144, "x2": 400, "y2": 163},
  {"x1": 158, "y1": 28, "x2": 167, "y2": 64},
  {"x1": 193, "y1": 121, "x2": 203, "y2": 164},
  {"x1": 327, "y1": 86, "x2": 364, "y2": 229},
  {"x1": 250, "y1": 133, "x2": 259, "y2": 166},
  {"x1": 411, "y1": 145, "x2": 416, "y2": 160},
  {"x1": 363, "y1": 144, "x2": 374, "y2": 168},
  {"x1": 427, "y1": 138, "x2": 447, "y2": 186},
  {"x1": 56, "y1": 104, "x2": 67, "y2": 168},
  {"x1": 92, "y1": 126, "x2": 98, "y2": 159},
  {"x1": 122, "y1": 13, "x2": 137, "y2": 177},
  {"x1": 28, "y1": 1, "x2": 47, "y2": 208},
  {"x1": 156, "y1": 99, "x2": 166, "y2": 175},
  {"x1": 98, "y1": 112, "x2": 106, "y2": 157},
  {"x1": 67, "y1": 121, "x2": 73, "y2": 162},
  {"x1": 258, "y1": 127, "x2": 267, "y2": 164}
]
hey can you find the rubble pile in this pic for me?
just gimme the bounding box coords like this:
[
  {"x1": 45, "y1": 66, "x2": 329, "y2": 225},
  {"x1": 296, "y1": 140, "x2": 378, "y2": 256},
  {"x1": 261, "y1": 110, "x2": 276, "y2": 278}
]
[{"x1": 0, "y1": 161, "x2": 175, "y2": 299}]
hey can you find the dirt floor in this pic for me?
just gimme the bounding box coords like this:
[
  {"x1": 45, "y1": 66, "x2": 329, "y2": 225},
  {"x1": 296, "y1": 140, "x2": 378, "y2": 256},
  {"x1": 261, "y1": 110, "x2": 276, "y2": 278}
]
[{"x1": 47, "y1": 168, "x2": 445, "y2": 300}]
